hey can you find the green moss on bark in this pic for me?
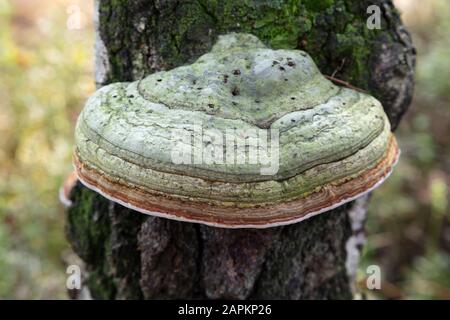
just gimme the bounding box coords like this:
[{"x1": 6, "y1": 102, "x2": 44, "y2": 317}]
[
  {"x1": 98, "y1": 0, "x2": 390, "y2": 91},
  {"x1": 66, "y1": 183, "x2": 145, "y2": 299},
  {"x1": 66, "y1": 184, "x2": 116, "y2": 299}
]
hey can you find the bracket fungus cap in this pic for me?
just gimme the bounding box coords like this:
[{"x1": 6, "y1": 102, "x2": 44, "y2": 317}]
[{"x1": 73, "y1": 33, "x2": 399, "y2": 228}]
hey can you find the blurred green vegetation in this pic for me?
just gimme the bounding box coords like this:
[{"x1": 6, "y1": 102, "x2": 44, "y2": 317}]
[
  {"x1": 0, "y1": 0, "x2": 93, "y2": 298},
  {"x1": 359, "y1": 0, "x2": 450, "y2": 299},
  {"x1": 0, "y1": 0, "x2": 448, "y2": 299}
]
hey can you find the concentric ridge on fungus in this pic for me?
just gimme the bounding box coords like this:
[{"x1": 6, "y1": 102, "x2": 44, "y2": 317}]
[{"x1": 73, "y1": 33, "x2": 400, "y2": 228}]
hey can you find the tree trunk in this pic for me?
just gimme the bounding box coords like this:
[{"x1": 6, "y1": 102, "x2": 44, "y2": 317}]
[{"x1": 66, "y1": 0, "x2": 415, "y2": 299}]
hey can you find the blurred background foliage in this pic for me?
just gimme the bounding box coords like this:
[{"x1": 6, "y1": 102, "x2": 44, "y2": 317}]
[
  {"x1": 360, "y1": 0, "x2": 450, "y2": 299},
  {"x1": 0, "y1": 0, "x2": 448, "y2": 299},
  {"x1": 0, "y1": 0, "x2": 93, "y2": 298}
]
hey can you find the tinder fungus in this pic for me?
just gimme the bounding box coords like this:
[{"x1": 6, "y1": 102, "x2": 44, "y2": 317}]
[{"x1": 73, "y1": 33, "x2": 399, "y2": 228}]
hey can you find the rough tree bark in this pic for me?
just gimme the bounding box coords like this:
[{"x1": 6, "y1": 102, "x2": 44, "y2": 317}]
[{"x1": 66, "y1": 0, "x2": 415, "y2": 299}]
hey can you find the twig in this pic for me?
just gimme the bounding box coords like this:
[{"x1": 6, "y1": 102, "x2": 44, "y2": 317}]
[
  {"x1": 325, "y1": 75, "x2": 368, "y2": 93},
  {"x1": 331, "y1": 58, "x2": 346, "y2": 78}
]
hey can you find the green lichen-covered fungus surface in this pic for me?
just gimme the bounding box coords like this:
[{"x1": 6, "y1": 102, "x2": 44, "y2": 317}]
[{"x1": 74, "y1": 34, "x2": 395, "y2": 214}]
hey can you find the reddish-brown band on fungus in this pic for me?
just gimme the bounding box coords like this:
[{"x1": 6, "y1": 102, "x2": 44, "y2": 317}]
[{"x1": 73, "y1": 136, "x2": 399, "y2": 228}]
